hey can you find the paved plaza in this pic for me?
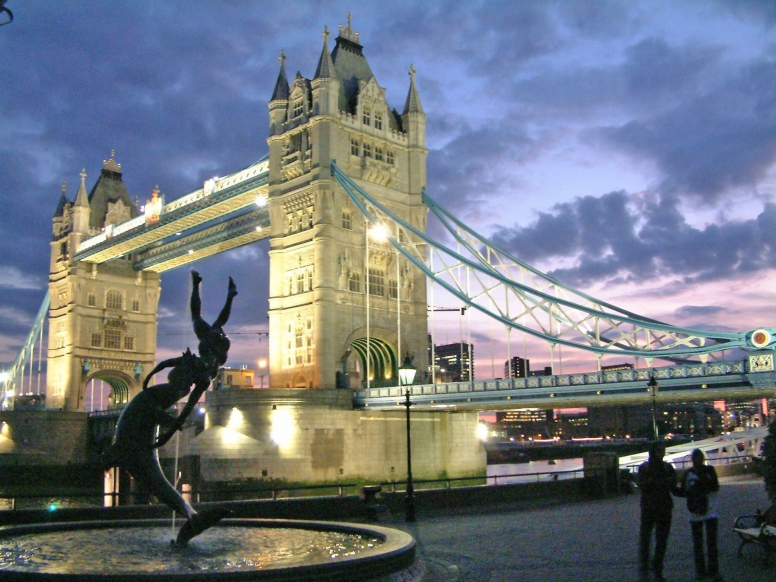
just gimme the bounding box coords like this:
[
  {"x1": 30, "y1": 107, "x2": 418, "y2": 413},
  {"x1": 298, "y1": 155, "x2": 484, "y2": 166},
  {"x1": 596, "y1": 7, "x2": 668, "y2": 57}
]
[{"x1": 386, "y1": 476, "x2": 773, "y2": 581}]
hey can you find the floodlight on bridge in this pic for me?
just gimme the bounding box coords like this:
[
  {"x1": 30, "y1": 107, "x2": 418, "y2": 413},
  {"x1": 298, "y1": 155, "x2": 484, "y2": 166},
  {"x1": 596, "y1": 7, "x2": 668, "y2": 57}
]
[{"x1": 368, "y1": 223, "x2": 389, "y2": 242}]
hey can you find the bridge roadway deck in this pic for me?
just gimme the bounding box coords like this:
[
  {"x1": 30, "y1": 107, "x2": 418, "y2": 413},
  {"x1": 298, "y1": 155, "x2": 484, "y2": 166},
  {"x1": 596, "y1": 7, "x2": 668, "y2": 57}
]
[
  {"x1": 393, "y1": 475, "x2": 772, "y2": 581},
  {"x1": 74, "y1": 159, "x2": 269, "y2": 268},
  {"x1": 355, "y1": 358, "x2": 776, "y2": 411}
]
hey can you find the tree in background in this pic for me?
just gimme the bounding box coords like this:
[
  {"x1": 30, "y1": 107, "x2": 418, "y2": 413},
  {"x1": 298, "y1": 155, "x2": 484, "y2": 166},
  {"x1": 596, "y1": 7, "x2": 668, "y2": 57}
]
[{"x1": 763, "y1": 418, "x2": 776, "y2": 502}]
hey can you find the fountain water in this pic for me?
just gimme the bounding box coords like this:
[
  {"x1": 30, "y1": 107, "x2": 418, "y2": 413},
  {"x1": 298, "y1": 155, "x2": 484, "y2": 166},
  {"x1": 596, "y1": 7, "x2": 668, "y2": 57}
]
[
  {"x1": 0, "y1": 518, "x2": 419, "y2": 580},
  {"x1": 0, "y1": 273, "x2": 421, "y2": 580}
]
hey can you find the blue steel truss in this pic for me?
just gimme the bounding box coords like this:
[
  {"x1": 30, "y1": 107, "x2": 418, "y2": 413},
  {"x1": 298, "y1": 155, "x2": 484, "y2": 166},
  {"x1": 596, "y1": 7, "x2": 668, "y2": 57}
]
[
  {"x1": 331, "y1": 161, "x2": 776, "y2": 361},
  {"x1": 1, "y1": 292, "x2": 49, "y2": 409}
]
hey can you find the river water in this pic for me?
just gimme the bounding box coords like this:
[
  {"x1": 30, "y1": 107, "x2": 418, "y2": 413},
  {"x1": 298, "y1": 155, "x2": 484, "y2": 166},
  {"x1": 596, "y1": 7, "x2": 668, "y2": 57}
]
[{"x1": 486, "y1": 458, "x2": 584, "y2": 485}]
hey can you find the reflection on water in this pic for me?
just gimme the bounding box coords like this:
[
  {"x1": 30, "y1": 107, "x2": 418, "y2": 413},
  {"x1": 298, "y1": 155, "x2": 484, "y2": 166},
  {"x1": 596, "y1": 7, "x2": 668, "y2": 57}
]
[
  {"x1": 0, "y1": 526, "x2": 381, "y2": 575},
  {"x1": 487, "y1": 449, "x2": 744, "y2": 485},
  {"x1": 487, "y1": 458, "x2": 584, "y2": 485}
]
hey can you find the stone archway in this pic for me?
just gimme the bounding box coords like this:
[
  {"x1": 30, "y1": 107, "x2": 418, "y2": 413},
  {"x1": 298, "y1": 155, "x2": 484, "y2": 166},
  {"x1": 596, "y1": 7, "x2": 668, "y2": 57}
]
[
  {"x1": 347, "y1": 336, "x2": 398, "y2": 388},
  {"x1": 84, "y1": 370, "x2": 137, "y2": 411}
]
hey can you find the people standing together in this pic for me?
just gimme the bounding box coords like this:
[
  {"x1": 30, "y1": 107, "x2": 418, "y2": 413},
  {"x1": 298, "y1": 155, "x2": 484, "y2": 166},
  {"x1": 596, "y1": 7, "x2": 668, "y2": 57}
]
[{"x1": 638, "y1": 443, "x2": 721, "y2": 582}]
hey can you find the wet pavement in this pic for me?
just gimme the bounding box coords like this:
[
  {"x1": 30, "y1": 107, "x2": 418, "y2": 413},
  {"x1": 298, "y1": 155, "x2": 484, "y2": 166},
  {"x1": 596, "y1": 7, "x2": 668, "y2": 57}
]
[{"x1": 384, "y1": 476, "x2": 774, "y2": 581}]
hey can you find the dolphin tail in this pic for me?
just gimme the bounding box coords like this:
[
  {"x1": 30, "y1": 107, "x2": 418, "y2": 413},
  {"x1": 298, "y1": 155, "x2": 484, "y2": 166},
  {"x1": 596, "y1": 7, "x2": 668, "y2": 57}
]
[{"x1": 175, "y1": 507, "x2": 232, "y2": 546}]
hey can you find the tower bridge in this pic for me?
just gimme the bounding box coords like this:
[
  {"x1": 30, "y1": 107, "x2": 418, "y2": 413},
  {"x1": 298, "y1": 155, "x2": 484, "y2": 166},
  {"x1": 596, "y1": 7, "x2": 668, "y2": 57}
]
[{"x1": 2, "y1": 18, "x2": 775, "y2": 487}]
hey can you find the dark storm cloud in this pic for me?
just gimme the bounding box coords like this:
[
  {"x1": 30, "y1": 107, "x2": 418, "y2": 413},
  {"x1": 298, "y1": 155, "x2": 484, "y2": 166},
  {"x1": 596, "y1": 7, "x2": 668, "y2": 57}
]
[
  {"x1": 713, "y1": 0, "x2": 776, "y2": 25},
  {"x1": 556, "y1": 0, "x2": 631, "y2": 38},
  {"x1": 425, "y1": 120, "x2": 536, "y2": 242},
  {"x1": 490, "y1": 192, "x2": 776, "y2": 289},
  {"x1": 501, "y1": 37, "x2": 719, "y2": 118},
  {"x1": 597, "y1": 57, "x2": 776, "y2": 201},
  {"x1": 0, "y1": 2, "x2": 288, "y2": 362}
]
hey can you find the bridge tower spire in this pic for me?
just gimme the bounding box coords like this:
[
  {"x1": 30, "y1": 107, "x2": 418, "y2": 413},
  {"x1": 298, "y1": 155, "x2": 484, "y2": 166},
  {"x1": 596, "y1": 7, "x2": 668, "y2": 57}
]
[
  {"x1": 46, "y1": 153, "x2": 160, "y2": 411},
  {"x1": 266, "y1": 18, "x2": 429, "y2": 389}
]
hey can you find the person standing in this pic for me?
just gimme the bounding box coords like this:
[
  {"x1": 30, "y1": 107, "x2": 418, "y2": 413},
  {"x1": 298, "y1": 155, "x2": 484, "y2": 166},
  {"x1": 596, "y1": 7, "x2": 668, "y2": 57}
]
[
  {"x1": 677, "y1": 448, "x2": 721, "y2": 582},
  {"x1": 638, "y1": 441, "x2": 678, "y2": 582}
]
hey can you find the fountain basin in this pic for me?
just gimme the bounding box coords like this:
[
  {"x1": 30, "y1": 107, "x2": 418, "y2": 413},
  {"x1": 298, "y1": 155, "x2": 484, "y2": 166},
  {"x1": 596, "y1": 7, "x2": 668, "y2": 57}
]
[{"x1": 0, "y1": 518, "x2": 418, "y2": 581}]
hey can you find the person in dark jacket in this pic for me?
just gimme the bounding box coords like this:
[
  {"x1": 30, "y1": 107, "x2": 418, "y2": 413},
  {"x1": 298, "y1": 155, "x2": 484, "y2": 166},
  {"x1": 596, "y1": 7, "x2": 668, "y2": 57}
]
[
  {"x1": 638, "y1": 441, "x2": 678, "y2": 581},
  {"x1": 676, "y1": 448, "x2": 721, "y2": 581}
]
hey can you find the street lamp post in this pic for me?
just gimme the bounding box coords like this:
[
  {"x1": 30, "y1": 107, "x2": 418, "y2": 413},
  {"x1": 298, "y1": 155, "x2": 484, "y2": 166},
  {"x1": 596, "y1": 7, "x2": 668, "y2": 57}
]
[
  {"x1": 399, "y1": 355, "x2": 417, "y2": 522},
  {"x1": 648, "y1": 374, "x2": 659, "y2": 440}
]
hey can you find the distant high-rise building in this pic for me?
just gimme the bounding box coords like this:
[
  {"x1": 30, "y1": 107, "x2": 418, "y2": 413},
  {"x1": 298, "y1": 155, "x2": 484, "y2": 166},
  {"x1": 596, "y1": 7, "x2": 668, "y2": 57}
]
[
  {"x1": 496, "y1": 409, "x2": 552, "y2": 440},
  {"x1": 434, "y1": 342, "x2": 473, "y2": 382},
  {"x1": 504, "y1": 356, "x2": 529, "y2": 378}
]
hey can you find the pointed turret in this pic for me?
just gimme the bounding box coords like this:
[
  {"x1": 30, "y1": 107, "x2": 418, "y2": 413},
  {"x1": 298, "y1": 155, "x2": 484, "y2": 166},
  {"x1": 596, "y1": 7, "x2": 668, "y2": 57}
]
[
  {"x1": 270, "y1": 50, "x2": 290, "y2": 102},
  {"x1": 312, "y1": 26, "x2": 340, "y2": 119},
  {"x1": 314, "y1": 26, "x2": 335, "y2": 80},
  {"x1": 72, "y1": 168, "x2": 91, "y2": 234},
  {"x1": 269, "y1": 51, "x2": 290, "y2": 135},
  {"x1": 402, "y1": 65, "x2": 426, "y2": 150},
  {"x1": 401, "y1": 65, "x2": 427, "y2": 194},
  {"x1": 53, "y1": 180, "x2": 68, "y2": 218},
  {"x1": 312, "y1": 26, "x2": 341, "y2": 119},
  {"x1": 402, "y1": 64, "x2": 424, "y2": 116},
  {"x1": 74, "y1": 169, "x2": 89, "y2": 208}
]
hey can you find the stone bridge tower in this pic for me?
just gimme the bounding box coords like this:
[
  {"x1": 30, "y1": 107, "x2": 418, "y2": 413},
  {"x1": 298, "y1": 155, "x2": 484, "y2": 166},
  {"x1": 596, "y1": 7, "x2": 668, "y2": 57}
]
[
  {"x1": 47, "y1": 154, "x2": 160, "y2": 410},
  {"x1": 267, "y1": 19, "x2": 428, "y2": 389}
]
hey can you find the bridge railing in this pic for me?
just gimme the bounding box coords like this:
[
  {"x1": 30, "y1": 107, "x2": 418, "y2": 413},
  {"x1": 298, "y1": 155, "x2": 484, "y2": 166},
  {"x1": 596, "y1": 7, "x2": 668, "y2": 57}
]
[
  {"x1": 0, "y1": 470, "x2": 568, "y2": 511},
  {"x1": 354, "y1": 359, "x2": 751, "y2": 406}
]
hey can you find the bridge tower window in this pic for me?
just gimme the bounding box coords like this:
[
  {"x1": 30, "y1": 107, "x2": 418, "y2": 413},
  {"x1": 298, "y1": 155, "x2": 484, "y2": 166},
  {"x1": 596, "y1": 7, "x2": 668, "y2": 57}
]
[
  {"x1": 132, "y1": 299, "x2": 140, "y2": 312},
  {"x1": 389, "y1": 279, "x2": 398, "y2": 299},
  {"x1": 386, "y1": 150, "x2": 394, "y2": 166},
  {"x1": 374, "y1": 111, "x2": 383, "y2": 130},
  {"x1": 295, "y1": 325, "x2": 304, "y2": 365},
  {"x1": 375, "y1": 147, "x2": 383, "y2": 162},
  {"x1": 104, "y1": 329, "x2": 122, "y2": 349},
  {"x1": 91, "y1": 333, "x2": 101, "y2": 348},
  {"x1": 363, "y1": 143, "x2": 372, "y2": 158},
  {"x1": 350, "y1": 138, "x2": 359, "y2": 156},
  {"x1": 368, "y1": 269, "x2": 384, "y2": 296},
  {"x1": 293, "y1": 99, "x2": 304, "y2": 118},
  {"x1": 362, "y1": 107, "x2": 371, "y2": 126},
  {"x1": 348, "y1": 272, "x2": 361, "y2": 293},
  {"x1": 87, "y1": 293, "x2": 96, "y2": 307},
  {"x1": 342, "y1": 210, "x2": 352, "y2": 230},
  {"x1": 124, "y1": 336, "x2": 135, "y2": 351},
  {"x1": 106, "y1": 291, "x2": 122, "y2": 310}
]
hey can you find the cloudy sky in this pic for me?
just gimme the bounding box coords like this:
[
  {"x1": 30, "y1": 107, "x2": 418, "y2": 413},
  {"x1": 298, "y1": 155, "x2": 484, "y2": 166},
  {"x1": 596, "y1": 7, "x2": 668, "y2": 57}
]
[{"x1": 2, "y1": 0, "x2": 776, "y2": 389}]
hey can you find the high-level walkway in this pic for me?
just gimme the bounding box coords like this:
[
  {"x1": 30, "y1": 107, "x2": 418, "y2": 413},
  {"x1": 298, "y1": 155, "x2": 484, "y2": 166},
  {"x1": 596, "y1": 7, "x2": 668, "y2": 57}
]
[{"x1": 391, "y1": 475, "x2": 772, "y2": 581}]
